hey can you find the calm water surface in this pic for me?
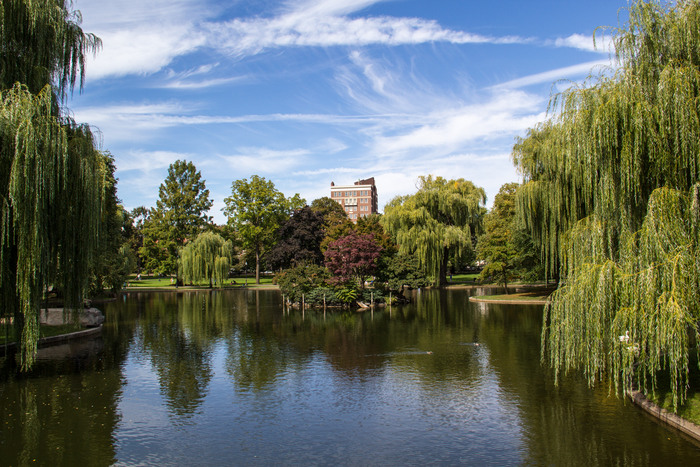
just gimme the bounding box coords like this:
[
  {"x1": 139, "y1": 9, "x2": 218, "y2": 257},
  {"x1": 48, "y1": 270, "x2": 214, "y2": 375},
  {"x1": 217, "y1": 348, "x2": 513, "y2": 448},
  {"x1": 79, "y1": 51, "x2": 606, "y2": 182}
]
[{"x1": 1, "y1": 288, "x2": 700, "y2": 466}]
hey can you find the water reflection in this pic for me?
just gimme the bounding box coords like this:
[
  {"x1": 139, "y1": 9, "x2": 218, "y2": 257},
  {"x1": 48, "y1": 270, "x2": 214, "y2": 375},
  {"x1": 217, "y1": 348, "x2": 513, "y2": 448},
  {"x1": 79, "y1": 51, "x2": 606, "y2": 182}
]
[
  {"x1": 0, "y1": 335, "x2": 123, "y2": 467},
  {"x1": 1, "y1": 289, "x2": 700, "y2": 466}
]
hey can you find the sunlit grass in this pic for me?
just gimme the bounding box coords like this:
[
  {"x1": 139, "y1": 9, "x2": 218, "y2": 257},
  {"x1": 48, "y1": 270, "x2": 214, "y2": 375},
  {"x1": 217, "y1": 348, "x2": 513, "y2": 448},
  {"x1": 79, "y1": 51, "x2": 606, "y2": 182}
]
[
  {"x1": 474, "y1": 294, "x2": 550, "y2": 301},
  {"x1": 646, "y1": 353, "x2": 700, "y2": 426},
  {"x1": 125, "y1": 273, "x2": 276, "y2": 288}
]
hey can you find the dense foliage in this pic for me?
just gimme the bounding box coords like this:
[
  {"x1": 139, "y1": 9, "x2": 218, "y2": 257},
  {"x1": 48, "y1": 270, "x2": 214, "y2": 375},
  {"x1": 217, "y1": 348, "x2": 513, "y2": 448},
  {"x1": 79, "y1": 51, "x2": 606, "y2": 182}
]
[
  {"x1": 275, "y1": 263, "x2": 331, "y2": 304},
  {"x1": 88, "y1": 153, "x2": 135, "y2": 295},
  {"x1": 267, "y1": 206, "x2": 325, "y2": 269},
  {"x1": 476, "y1": 183, "x2": 541, "y2": 290},
  {"x1": 381, "y1": 176, "x2": 486, "y2": 286},
  {"x1": 310, "y1": 196, "x2": 347, "y2": 221},
  {"x1": 140, "y1": 160, "x2": 213, "y2": 282},
  {"x1": 223, "y1": 175, "x2": 304, "y2": 284},
  {"x1": 324, "y1": 231, "x2": 383, "y2": 289},
  {"x1": 376, "y1": 253, "x2": 429, "y2": 299},
  {"x1": 0, "y1": 0, "x2": 106, "y2": 368},
  {"x1": 179, "y1": 232, "x2": 235, "y2": 287},
  {"x1": 514, "y1": 0, "x2": 700, "y2": 406}
]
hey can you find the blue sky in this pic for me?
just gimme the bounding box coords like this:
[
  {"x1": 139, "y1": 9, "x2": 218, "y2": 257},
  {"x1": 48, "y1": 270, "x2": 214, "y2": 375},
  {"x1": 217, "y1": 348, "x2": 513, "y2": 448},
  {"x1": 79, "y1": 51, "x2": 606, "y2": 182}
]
[{"x1": 70, "y1": 0, "x2": 622, "y2": 224}]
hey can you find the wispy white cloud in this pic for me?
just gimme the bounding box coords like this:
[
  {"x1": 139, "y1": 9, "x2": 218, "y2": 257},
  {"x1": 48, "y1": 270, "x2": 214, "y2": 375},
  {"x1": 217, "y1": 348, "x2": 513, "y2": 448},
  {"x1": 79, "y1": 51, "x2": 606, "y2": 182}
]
[
  {"x1": 491, "y1": 59, "x2": 612, "y2": 90},
  {"x1": 210, "y1": 13, "x2": 526, "y2": 57},
  {"x1": 73, "y1": 100, "x2": 422, "y2": 146},
  {"x1": 372, "y1": 90, "x2": 544, "y2": 156},
  {"x1": 335, "y1": 50, "x2": 460, "y2": 117},
  {"x1": 293, "y1": 166, "x2": 360, "y2": 176},
  {"x1": 118, "y1": 150, "x2": 191, "y2": 171},
  {"x1": 555, "y1": 33, "x2": 596, "y2": 51},
  {"x1": 88, "y1": 28, "x2": 205, "y2": 79},
  {"x1": 77, "y1": 0, "x2": 208, "y2": 78},
  {"x1": 551, "y1": 32, "x2": 613, "y2": 54},
  {"x1": 160, "y1": 77, "x2": 248, "y2": 89},
  {"x1": 79, "y1": 0, "x2": 528, "y2": 79}
]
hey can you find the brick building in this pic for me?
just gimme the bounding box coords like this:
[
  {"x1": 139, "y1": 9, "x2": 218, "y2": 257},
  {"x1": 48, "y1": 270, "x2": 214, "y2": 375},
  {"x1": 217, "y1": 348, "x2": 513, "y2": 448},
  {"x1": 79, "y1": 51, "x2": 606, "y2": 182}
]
[{"x1": 330, "y1": 177, "x2": 378, "y2": 222}]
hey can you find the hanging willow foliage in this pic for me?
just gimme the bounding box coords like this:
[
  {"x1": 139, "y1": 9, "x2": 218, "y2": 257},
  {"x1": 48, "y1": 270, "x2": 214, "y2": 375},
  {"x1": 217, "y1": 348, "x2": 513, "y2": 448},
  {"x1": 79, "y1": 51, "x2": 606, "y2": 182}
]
[
  {"x1": 514, "y1": 0, "x2": 700, "y2": 407},
  {"x1": 1, "y1": 0, "x2": 102, "y2": 98},
  {"x1": 381, "y1": 175, "x2": 486, "y2": 285},
  {"x1": 1, "y1": 0, "x2": 104, "y2": 369},
  {"x1": 1, "y1": 84, "x2": 105, "y2": 369},
  {"x1": 179, "y1": 232, "x2": 235, "y2": 288}
]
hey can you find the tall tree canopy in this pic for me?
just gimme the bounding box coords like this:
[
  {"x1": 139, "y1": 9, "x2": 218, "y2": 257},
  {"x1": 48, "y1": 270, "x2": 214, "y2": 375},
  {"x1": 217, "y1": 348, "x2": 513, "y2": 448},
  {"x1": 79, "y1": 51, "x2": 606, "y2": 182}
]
[
  {"x1": 476, "y1": 183, "x2": 519, "y2": 292},
  {"x1": 267, "y1": 206, "x2": 326, "y2": 270},
  {"x1": 223, "y1": 175, "x2": 304, "y2": 284},
  {"x1": 141, "y1": 160, "x2": 213, "y2": 282},
  {"x1": 1, "y1": 0, "x2": 105, "y2": 369},
  {"x1": 476, "y1": 182, "x2": 541, "y2": 289},
  {"x1": 381, "y1": 176, "x2": 486, "y2": 286},
  {"x1": 310, "y1": 196, "x2": 347, "y2": 221},
  {"x1": 355, "y1": 213, "x2": 397, "y2": 257},
  {"x1": 514, "y1": 0, "x2": 700, "y2": 407},
  {"x1": 128, "y1": 206, "x2": 150, "y2": 272}
]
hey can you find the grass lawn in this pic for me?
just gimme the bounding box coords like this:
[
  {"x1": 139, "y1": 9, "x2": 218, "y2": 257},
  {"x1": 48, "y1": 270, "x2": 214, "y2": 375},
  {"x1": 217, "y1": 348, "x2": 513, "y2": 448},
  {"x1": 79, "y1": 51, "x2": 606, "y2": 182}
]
[
  {"x1": 473, "y1": 287, "x2": 556, "y2": 301},
  {"x1": 125, "y1": 273, "x2": 276, "y2": 289},
  {"x1": 448, "y1": 273, "x2": 480, "y2": 284},
  {"x1": 0, "y1": 323, "x2": 83, "y2": 345},
  {"x1": 646, "y1": 353, "x2": 700, "y2": 426}
]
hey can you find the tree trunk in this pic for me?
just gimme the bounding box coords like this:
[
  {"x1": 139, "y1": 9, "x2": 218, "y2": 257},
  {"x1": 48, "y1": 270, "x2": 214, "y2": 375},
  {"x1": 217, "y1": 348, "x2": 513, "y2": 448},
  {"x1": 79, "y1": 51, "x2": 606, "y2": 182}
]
[
  {"x1": 503, "y1": 266, "x2": 509, "y2": 294},
  {"x1": 439, "y1": 247, "x2": 449, "y2": 287},
  {"x1": 255, "y1": 247, "x2": 261, "y2": 285}
]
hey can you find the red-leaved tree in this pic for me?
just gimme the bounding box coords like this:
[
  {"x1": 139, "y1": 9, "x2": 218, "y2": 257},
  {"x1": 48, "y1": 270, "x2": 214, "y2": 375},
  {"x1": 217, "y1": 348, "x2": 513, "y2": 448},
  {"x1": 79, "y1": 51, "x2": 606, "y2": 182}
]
[{"x1": 324, "y1": 231, "x2": 383, "y2": 288}]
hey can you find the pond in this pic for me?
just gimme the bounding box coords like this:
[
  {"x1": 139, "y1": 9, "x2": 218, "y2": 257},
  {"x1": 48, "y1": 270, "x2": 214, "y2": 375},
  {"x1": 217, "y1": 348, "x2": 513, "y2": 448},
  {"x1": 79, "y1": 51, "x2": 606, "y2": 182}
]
[{"x1": 1, "y1": 288, "x2": 699, "y2": 466}]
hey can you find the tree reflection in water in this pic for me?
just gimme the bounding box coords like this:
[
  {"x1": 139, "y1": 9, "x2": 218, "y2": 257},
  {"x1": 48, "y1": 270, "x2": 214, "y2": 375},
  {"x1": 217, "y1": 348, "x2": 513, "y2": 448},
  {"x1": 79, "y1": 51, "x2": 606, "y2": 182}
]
[{"x1": 1, "y1": 289, "x2": 699, "y2": 466}]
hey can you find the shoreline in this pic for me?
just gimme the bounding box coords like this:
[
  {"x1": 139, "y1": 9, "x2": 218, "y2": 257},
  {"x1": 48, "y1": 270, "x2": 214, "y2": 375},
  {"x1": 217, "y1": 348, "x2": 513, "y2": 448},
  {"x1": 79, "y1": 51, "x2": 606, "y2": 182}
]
[
  {"x1": 628, "y1": 390, "x2": 700, "y2": 444},
  {"x1": 469, "y1": 296, "x2": 550, "y2": 305},
  {"x1": 0, "y1": 325, "x2": 103, "y2": 354}
]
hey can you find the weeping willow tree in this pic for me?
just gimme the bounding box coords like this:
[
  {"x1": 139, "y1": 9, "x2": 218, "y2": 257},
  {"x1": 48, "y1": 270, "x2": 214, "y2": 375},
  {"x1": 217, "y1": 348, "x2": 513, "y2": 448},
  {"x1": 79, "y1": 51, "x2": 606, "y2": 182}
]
[
  {"x1": 179, "y1": 232, "x2": 235, "y2": 288},
  {"x1": 513, "y1": 0, "x2": 700, "y2": 407},
  {"x1": 381, "y1": 175, "x2": 486, "y2": 286},
  {"x1": 1, "y1": 0, "x2": 105, "y2": 369}
]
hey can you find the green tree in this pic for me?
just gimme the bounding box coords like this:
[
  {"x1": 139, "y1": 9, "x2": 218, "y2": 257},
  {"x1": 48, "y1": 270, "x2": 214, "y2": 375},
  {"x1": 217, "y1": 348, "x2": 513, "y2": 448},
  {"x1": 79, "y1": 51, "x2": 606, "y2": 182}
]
[
  {"x1": 141, "y1": 160, "x2": 213, "y2": 284},
  {"x1": 275, "y1": 263, "x2": 330, "y2": 303},
  {"x1": 267, "y1": 206, "x2": 326, "y2": 269},
  {"x1": 381, "y1": 175, "x2": 486, "y2": 286},
  {"x1": 376, "y1": 253, "x2": 429, "y2": 301},
  {"x1": 476, "y1": 183, "x2": 519, "y2": 292},
  {"x1": 0, "y1": 0, "x2": 105, "y2": 369},
  {"x1": 179, "y1": 232, "x2": 235, "y2": 287},
  {"x1": 514, "y1": 0, "x2": 700, "y2": 407},
  {"x1": 320, "y1": 216, "x2": 355, "y2": 252},
  {"x1": 88, "y1": 152, "x2": 136, "y2": 294},
  {"x1": 355, "y1": 213, "x2": 397, "y2": 257},
  {"x1": 310, "y1": 196, "x2": 347, "y2": 221},
  {"x1": 310, "y1": 196, "x2": 352, "y2": 252},
  {"x1": 223, "y1": 175, "x2": 304, "y2": 284},
  {"x1": 128, "y1": 206, "x2": 150, "y2": 272}
]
